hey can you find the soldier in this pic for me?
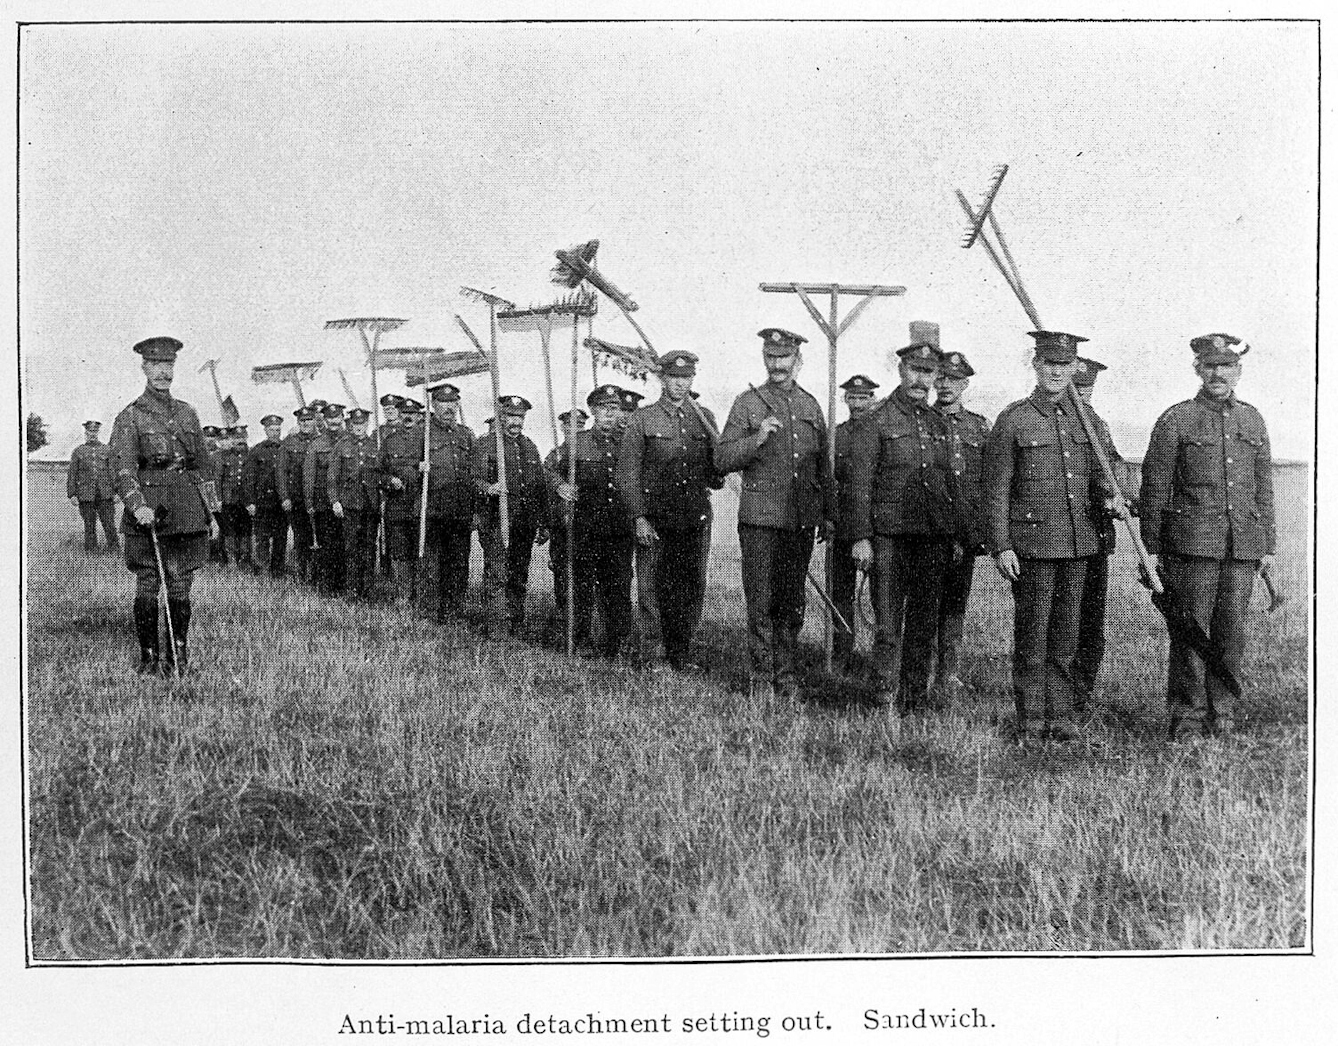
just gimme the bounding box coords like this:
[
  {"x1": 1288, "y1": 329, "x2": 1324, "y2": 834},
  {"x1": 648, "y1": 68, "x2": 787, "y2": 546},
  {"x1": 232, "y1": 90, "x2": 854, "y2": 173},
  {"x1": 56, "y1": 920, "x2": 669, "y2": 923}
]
[
  {"x1": 304, "y1": 403, "x2": 347, "y2": 594},
  {"x1": 617, "y1": 350, "x2": 722, "y2": 671},
  {"x1": 244, "y1": 414, "x2": 287, "y2": 577},
  {"x1": 217, "y1": 424, "x2": 253, "y2": 570},
  {"x1": 1140, "y1": 334, "x2": 1275, "y2": 741},
  {"x1": 202, "y1": 425, "x2": 226, "y2": 564},
  {"x1": 831, "y1": 375, "x2": 880, "y2": 674},
  {"x1": 474, "y1": 396, "x2": 549, "y2": 637},
  {"x1": 108, "y1": 336, "x2": 218, "y2": 674},
  {"x1": 717, "y1": 328, "x2": 835, "y2": 702},
  {"x1": 549, "y1": 386, "x2": 634, "y2": 658},
  {"x1": 378, "y1": 397, "x2": 425, "y2": 600},
  {"x1": 545, "y1": 406, "x2": 590, "y2": 641},
  {"x1": 277, "y1": 406, "x2": 320, "y2": 582},
  {"x1": 616, "y1": 387, "x2": 663, "y2": 657},
  {"x1": 983, "y1": 330, "x2": 1115, "y2": 743},
  {"x1": 329, "y1": 408, "x2": 382, "y2": 599},
  {"x1": 933, "y1": 351, "x2": 991, "y2": 692},
  {"x1": 67, "y1": 419, "x2": 119, "y2": 552},
  {"x1": 419, "y1": 384, "x2": 476, "y2": 621},
  {"x1": 377, "y1": 393, "x2": 403, "y2": 436},
  {"x1": 849, "y1": 325, "x2": 956, "y2": 715}
]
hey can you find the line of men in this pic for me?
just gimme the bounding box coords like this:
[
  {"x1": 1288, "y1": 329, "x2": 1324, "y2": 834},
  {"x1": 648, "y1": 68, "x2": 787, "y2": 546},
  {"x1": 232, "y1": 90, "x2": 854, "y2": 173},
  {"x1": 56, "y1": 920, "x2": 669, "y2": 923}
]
[{"x1": 101, "y1": 324, "x2": 1274, "y2": 744}]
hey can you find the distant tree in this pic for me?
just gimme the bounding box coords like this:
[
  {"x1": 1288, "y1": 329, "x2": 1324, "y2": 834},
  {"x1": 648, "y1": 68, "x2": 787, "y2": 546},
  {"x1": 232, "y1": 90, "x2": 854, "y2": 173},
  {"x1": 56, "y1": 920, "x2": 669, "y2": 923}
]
[{"x1": 26, "y1": 413, "x2": 49, "y2": 455}]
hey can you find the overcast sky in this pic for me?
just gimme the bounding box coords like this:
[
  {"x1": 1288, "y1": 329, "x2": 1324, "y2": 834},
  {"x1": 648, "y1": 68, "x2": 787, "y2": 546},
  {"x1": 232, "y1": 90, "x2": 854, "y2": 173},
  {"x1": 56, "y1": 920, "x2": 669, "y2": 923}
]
[{"x1": 18, "y1": 20, "x2": 1317, "y2": 461}]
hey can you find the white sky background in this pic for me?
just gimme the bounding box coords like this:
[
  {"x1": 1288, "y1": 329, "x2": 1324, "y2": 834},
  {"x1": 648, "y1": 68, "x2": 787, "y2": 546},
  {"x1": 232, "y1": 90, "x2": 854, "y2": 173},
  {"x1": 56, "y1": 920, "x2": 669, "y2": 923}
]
[{"x1": 19, "y1": 21, "x2": 1317, "y2": 461}]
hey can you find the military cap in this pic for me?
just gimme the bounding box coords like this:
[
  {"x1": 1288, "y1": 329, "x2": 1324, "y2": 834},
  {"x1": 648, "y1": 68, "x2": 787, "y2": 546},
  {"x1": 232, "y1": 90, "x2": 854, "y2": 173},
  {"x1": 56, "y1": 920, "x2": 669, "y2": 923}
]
[
  {"x1": 839, "y1": 374, "x2": 879, "y2": 394},
  {"x1": 82, "y1": 420, "x2": 101, "y2": 430},
  {"x1": 1028, "y1": 330, "x2": 1088, "y2": 363},
  {"x1": 897, "y1": 342, "x2": 943, "y2": 368},
  {"x1": 132, "y1": 336, "x2": 183, "y2": 362},
  {"x1": 202, "y1": 425, "x2": 222, "y2": 437},
  {"x1": 399, "y1": 398, "x2": 423, "y2": 413},
  {"x1": 558, "y1": 409, "x2": 590, "y2": 428},
  {"x1": 1191, "y1": 332, "x2": 1248, "y2": 365},
  {"x1": 379, "y1": 393, "x2": 403, "y2": 407},
  {"x1": 294, "y1": 406, "x2": 317, "y2": 420},
  {"x1": 618, "y1": 389, "x2": 644, "y2": 411},
  {"x1": 260, "y1": 414, "x2": 284, "y2": 427},
  {"x1": 659, "y1": 350, "x2": 699, "y2": 377},
  {"x1": 309, "y1": 398, "x2": 329, "y2": 410},
  {"x1": 429, "y1": 383, "x2": 461, "y2": 403},
  {"x1": 1072, "y1": 357, "x2": 1108, "y2": 387},
  {"x1": 226, "y1": 424, "x2": 248, "y2": 435},
  {"x1": 320, "y1": 403, "x2": 345, "y2": 419},
  {"x1": 939, "y1": 351, "x2": 975, "y2": 379},
  {"x1": 347, "y1": 408, "x2": 372, "y2": 423},
  {"x1": 758, "y1": 328, "x2": 808, "y2": 356},
  {"x1": 498, "y1": 394, "x2": 533, "y2": 415},
  {"x1": 586, "y1": 384, "x2": 622, "y2": 409}
]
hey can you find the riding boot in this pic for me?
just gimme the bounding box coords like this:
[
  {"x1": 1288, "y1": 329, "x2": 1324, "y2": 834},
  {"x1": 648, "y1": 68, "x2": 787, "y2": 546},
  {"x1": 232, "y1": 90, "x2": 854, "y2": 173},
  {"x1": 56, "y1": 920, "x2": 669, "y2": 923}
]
[
  {"x1": 133, "y1": 597, "x2": 159, "y2": 674},
  {"x1": 167, "y1": 597, "x2": 191, "y2": 673}
]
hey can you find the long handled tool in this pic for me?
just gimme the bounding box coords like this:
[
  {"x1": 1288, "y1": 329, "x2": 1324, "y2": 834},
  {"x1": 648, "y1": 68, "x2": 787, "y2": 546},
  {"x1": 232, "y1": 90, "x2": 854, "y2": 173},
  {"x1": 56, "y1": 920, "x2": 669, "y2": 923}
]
[
  {"x1": 148, "y1": 522, "x2": 179, "y2": 680},
  {"x1": 460, "y1": 289, "x2": 517, "y2": 550}
]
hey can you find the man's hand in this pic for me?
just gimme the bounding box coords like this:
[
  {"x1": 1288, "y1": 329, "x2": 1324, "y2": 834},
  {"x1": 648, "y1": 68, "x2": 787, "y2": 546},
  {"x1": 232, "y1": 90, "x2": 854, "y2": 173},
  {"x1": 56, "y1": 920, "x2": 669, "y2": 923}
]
[
  {"x1": 417, "y1": 461, "x2": 430, "y2": 474},
  {"x1": 951, "y1": 541, "x2": 965, "y2": 565},
  {"x1": 388, "y1": 476, "x2": 404, "y2": 491},
  {"x1": 332, "y1": 502, "x2": 344, "y2": 519},
  {"x1": 851, "y1": 538, "x2": 873, "y2": 570},
  {"x1": 209, "y1": 517, "x2": 221, "y2": 541},
  {"x1": 557, "y1": 482, "x2": 577, "y2": 504},
  {"x1": 1258, "y1": 553, "x2": 1275, "y2": 577},
  {"x1": 635, "y1": 516, "x2": 658, "y2": 547},
  {"x1": 756, "y1": 416, "x2": 782, "y2": 445},
  {"x1": 69, "y1": 496, "x2": 79, "y2": 508},
  {"x1": 246, "y1": 503, "x2": 257, "y2": 517},
  {"x1": 536, "y1": 526, "x2": 550, "y2": 546},
  {"x1": 281, "y1": 498, "x2": 293, "y2": 512},
  {"x1": 994, "y1": 550, "x2": 1021, "y2": 582},
  {"x1": 488, "y1": 481, "x2": 506, "y2": 496},
  {"x1": 816, "y1": 521, "x2": 834, "y2": 544},
  {"x1": 133, "y1": 505, "x2": 157, "y2": 528}
]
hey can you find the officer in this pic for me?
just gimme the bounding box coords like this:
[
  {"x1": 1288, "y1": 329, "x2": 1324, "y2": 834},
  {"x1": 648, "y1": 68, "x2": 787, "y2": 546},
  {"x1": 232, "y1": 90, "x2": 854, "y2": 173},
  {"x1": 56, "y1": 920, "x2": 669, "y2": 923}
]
[
  {"x1": 329, "y1": 408, "x2": 382, "y2": 599},
  {"x1": 617, "y1": 350, "x2": 722, "y2": 671},
  {"x1": 717, "y1": 328, "x2": 835, "y2": 702},
  {"x1": 309, "y1": 399, "x2": 329, "y2": 435},
  {"x1": 277, "y1": 406, "x2": 320, "y2": 582},
  {"x1": 549, "y1": 386, "x2": 634, "y2": 658},
  {"x1": 933, "y1": 350, "x2": 991, "y2": 692},
  {"x1": 378, "y1": 398, "x2": 425, "y2": 600},
  {"x1": 67, "y1": 419, "x2": 119, "y2": 552},
  {"x1": 616, "y1": 388, "x2": 643, "y2": 432},
  {"x1": 244, "y1": 414, "x2": 287, "y2": 577},
  {"x1": 615, "y1": 387, "x2": 663, "y2": 657},
  {"x1": 420, "y1": 384, "x2": 477, "y2": 621},
  {"x1": 202, "y1": 425, "x2": 226, "y2": 564},
  {"x1": 1140, "y1": 334, "x2": 1275, "y2": 740},
  {"x1": 829, "y1": 376, "x2": 880, "y2": 675},
  {"x1": 108, "y1": 336, "x2": 219, "y2": 674},
  {"x1": 217, "y1": 424, "x2": 253, "y2": 570},
  {"x1": 545, "y1": 406, "x2": 590, "y2": 641},
  {"x1": 983, "y1": 330, "x2": 1114, "y2": 743},
  {"x1": 473, "y1": 396, "x2": 549, "y2": 637},
  {"x1": 304, "y1": 403, "x2": 347, "y2": 594},
  {"x1": 377, "y1": 393, "x2": 403, "y2": 436},
  {"x1": 849, "y1": 323, "x2": 956, "y2": 715}
]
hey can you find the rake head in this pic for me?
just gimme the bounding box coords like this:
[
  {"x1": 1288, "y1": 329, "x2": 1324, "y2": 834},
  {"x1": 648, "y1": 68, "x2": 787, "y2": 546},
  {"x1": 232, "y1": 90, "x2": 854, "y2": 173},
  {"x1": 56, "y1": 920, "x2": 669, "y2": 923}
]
[
  {"x1": 551, "y1": 239, "x2": 600, "y2": 288},
  {"x1": 459, "y1": 287, "x2": 516, "y2": 310},
  {"x1": 497, "y1": 292, "x2": 598, "y2": 334},
  {"x1": 251, "y1": 362, "x2": 322, "y2": 384},
  {"x1": 404, "y1": 352, "x2": 492, "y2": 385},
  {"x1": 960, "y1": 164, "x2": 1009, "y2": 248},
  {"x1": 323, "y1": 318, "x2": 408, "y2": 332},
  {"x1": 585, "y1": 335, "x2": 658, "y2": 379},
  {"x1": 551, "y1": 247, "x2": 639, "y2": 313}
]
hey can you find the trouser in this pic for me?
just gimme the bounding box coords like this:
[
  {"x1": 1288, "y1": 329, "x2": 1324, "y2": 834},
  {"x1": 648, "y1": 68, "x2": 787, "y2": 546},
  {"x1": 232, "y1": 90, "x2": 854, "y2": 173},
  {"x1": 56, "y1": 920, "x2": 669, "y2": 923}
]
[
  {"x1": 831, "y1": 537, "x2": 859, "y2": 663},
  {"x1": 311, "y1": 508, "x2": 345, "y2": 594},
  {"x1": 635, "y1": 512, "x2": 711, "y2": 657},
  {"x1": 342, "y1": 508, "x2": 380, "y2": 599},
  {"x1": 252, "y1": 505, "x2": 287, "y2": 576},
  {"x1": 479, "y1": 517, "x2": 538, "y2": 629},
  {"x1": 936, "y1": 551, "x2": 979, "y2": 682},
  {"x1": 1072, "y1": 552, "x2": 1111, "y2": 703},
  {"x1": 653, "y1": 523, "x2": 708, "y2": 669},
  {"x1": 420, "y1": 518, "x2": 472, "y2": 618},
  {"x1": 78, "y1": 499, "x2": 119, "y2": 550},
  {"x1": 221, "y1": 503, "x2": 253, "y2": 565},
  {"x1": 872, "y1": 534, "x2": 952, "y2": 707},
  {"x1": 209, "y1": 511, "x2": 226, "y2": 563},
  {"x1": 1010, "y1": 556, "x2": 1089, "y2": 729},
  {"x1": 739, "y1": 524, "x2": 815, "y2": 687},
  {"x1": 125, "y1": 529, "x2": 206, "y2": 662},
  {"x1": 1160, "y1": 554, "x2": 1256, "y2": 730},
  {"x1": 287, "y1": 504, "x2": 314, "y2": 581},
  {"x1": 549, "y1": 524, "x2": 569, "y2": 619},
  {"x1": 571, "y1": 534, "x2": 634, "y2": 656}
]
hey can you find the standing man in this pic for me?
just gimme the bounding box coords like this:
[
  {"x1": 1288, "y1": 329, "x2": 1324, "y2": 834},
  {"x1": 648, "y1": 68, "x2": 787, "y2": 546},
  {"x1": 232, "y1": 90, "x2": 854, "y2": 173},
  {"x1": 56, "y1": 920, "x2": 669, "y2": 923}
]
[
  {"x1": 933, "y1": 351, "x2": 991, "y2": 693},
  {"x1": 277, "y1": 406, "x2": 319, "y2": 582},
  {"x1": 717, "y1": 328, "x2": 835, "y2": 702},
  {"x1": 202, "y1": 425, "x2": 226, "y2": 564},
  {"x1": 983, "y1": 330, "x2": 1113, "y2": 743},
  {"x1": 545, "y1": 406, "x2": 590, "y2": 641},
  {"x1": 1140, "y1": 334, "x2": 1275, "y2": 741},
  {"x1": 474, "y1": 396, "x2": 549, "y2": 637},
  {"x1": 378, "y1": 397, "x2": 425, "y2": 600},
  {"x1": 849, "y1": 325, "x2": 956, "y2": 715},
  {"x1": 617, "y1": 350, "x2": 722, "y2": 671},
  {"x1": 616, "y1": 387, "x2": 663, "y2": 658},
  {"x1": 420, "y1": 384, "x2": 477, "y2": 621},
  {"x1": 304, "y1": 403, "x2": 346, "y2": 595},
  {"x1": 67, "y1": 419, "x2": 119, "y2": 552},
  {"x1": 549, "y1": 385, "x2": 635, "y2": 658},
  {"x1": 244, "y1": 414, "x2": 287, "y2": 578},
  {"x1": 831, "y1": 375, "x2": 880, "y2": 674},
  {"x1": 217, "y1": 424, "x2": 253, "y2": 570},
  {"x1": 329, "y1": 408, "x2": 382, "y2": 600},
  {"x1": 109, "y1": 336, "x2": 219, "y2": 674}
]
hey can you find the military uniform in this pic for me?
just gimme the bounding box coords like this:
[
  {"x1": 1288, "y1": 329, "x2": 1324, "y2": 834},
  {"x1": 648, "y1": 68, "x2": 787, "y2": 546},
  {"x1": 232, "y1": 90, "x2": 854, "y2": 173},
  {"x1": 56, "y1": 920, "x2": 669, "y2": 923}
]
[
  {"x1": 717, "y1": 329, "x2": 835, "y2": 699},
  {"x1": 304, "y1": 406, "x2": 346, "y2": 594},
  {"x1": 546, "y1": 389, "x2": 634, "y2": 657},
  {"x1": 243, "y1": 417, "x2": 287, "y2": 576},
  {"x1": 329, "y1": 411, "x2": 383, "y2": 599},
  {"x1": 545, "y1": 407, "x2": 589, "y2": 639},
  {"x1": 109, "y1": 336, "x2": 217, "y2": 673},
  {"x1": 982, "y1": 331, "x2": 1112, "y2": 739},
  {"x1": 276, "y1": 414, "x2": 319, "y2": 581},
  {"x1": 849, "y1": 348, "x2": 957, "y2": 711},
  {"x1": 831, "y1": 376, "x2": 880, "y2": 670},
  {"x1": 420, "y1": 390, "x2": 476, "y2": 619},
  {"x1": 616, "y1": 354, "x2": 721, "y2": 669},
  {"x1": 67, "y1": 423, "x2": 119, "y2": 551},
  {"x1": 202, "y1": 426, "x2": 226, "y2": 563},
  {"x1": 217, "y1": 427, "x2": 253, "y2": 569},
  {"x1": 378, "y1": 399, "x2": 426, "y2": 595},
  {"x1": 1140, "y1": 334, "x2": 1275, "y2": 738}
]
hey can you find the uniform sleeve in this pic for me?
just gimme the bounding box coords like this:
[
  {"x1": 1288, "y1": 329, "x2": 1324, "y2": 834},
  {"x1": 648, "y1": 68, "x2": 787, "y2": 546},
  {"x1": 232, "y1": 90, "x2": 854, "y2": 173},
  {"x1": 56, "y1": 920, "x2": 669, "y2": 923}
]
[
  {"x1": 109, "y1": 409, "x2": 146, "y2": 513},
  {"x1": 981, "y1": 411, "x2": 1015, "y2": 555},
  {"x1": 241, "y1": 448, "x2": 257, "y2": 505},
  {"x1": 1139, "y1": 410, "x2": 1180, "y2": 555},
  {"x1": 66, "y1": 451, "x2": 78, "y2": 499},
  {"x1": 702, "y1": 406, "x2": 725, "y2": 490},
  {"x1": 471, "y1": 437, "x2": 493, "y2": 498},
  {"x1": 846, "y1": 415, "x2": 881, "y2": 544},
  {"x1": 1254, "y1": 411, "x2": 1277, "y2": 555},
  {"x1": 302, "y1": 439, "x2": 319, "y2": 505},
  {"x1": 715, "y1": 393, "x2": 763, "y2": 474},
  {"x1": 327, "y1": 441, "x2": 342, "y2": 504},
  {"x1": 276, "y1": 442, "x2": 292, "y2": 502},
  {"x1": 616, "y1": 414, "x2": 648, "y2": 520}
]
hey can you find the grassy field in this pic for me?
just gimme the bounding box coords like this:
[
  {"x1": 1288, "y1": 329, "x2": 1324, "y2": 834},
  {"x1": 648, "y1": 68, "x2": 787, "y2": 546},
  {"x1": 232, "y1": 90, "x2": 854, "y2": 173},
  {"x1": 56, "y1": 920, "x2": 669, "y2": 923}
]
[{"x1": 23, "y1": 467, "x2": 1310, "y2": 959}]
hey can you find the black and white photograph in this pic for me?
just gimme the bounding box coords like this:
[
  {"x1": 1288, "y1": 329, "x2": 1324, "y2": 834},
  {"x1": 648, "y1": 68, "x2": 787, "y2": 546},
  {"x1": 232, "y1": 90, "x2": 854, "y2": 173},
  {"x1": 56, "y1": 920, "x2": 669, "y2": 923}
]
[{"x1": 4, "y1": 6, "x2": 1329, "y2": 1044}]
